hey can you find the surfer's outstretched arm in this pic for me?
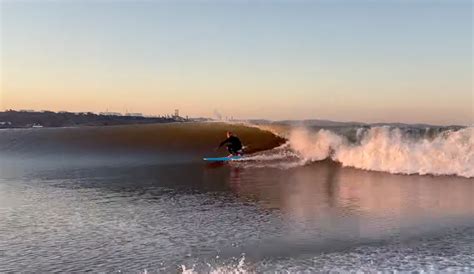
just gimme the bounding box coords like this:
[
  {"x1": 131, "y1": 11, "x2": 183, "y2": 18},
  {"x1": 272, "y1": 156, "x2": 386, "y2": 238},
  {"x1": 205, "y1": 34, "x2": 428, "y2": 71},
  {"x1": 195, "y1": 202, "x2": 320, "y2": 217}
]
[{"x1": 218, "y1": 138, "x2": 230, "y2": 148}]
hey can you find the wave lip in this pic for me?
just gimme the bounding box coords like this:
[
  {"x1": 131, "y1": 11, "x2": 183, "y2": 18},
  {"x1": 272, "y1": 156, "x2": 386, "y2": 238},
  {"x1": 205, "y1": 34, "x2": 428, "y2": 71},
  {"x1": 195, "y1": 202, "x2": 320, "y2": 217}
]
[{"x1": 288, "y1": 126, "x2": 473, "y2": 178}]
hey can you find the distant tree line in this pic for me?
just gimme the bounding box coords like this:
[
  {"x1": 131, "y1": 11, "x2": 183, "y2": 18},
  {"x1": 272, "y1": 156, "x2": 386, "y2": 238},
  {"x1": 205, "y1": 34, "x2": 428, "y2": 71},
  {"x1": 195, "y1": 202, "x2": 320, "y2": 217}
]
[{"x1": 0, "y1": 110, "x2": 190, "y2": 128}]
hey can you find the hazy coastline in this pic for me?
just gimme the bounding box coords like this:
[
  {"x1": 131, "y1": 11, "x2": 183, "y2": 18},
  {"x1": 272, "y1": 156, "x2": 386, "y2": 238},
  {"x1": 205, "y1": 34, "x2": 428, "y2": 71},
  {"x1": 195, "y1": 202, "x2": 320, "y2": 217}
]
[{"x1": 0, "y1": 110, "x2": 203, "y2": 129}]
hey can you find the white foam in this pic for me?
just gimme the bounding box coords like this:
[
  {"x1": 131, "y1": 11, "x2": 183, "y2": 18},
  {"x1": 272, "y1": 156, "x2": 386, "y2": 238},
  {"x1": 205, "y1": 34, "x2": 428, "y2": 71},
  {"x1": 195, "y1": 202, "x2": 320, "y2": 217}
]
[
  {"x1": 288, "y1": 127, "x2": 473, "y2": 178},
  {"x1": 181, "y1": 256, "x2": 247, "y2": 273}
]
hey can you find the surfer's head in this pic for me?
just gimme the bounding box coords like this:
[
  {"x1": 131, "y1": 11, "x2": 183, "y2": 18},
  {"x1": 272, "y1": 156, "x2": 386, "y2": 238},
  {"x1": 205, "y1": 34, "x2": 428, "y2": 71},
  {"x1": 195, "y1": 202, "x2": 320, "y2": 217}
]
[{"x1": 226, "y1": 131, "x2": 233, "y2": 138}]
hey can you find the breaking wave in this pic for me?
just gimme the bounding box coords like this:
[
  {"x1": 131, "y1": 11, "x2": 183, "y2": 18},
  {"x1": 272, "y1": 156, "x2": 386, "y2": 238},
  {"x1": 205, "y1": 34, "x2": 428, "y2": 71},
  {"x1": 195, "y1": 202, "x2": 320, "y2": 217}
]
[
  {"x1": 0, "y1": 121, "x2": 472, "y2": 178},
  {"x1": 285, "y1": 126, "x2": 473, "y2": 178}
]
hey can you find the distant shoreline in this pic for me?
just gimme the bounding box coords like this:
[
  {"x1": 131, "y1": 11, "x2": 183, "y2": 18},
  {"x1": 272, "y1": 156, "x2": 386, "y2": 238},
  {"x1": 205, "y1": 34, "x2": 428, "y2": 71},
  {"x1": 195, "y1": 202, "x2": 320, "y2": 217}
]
[
  {"x1": 0, "y1": 110, "x2": 210, "y2": 129},
  {"x1": 0, "y1": 110, "x2": 467, "y2": 130}
]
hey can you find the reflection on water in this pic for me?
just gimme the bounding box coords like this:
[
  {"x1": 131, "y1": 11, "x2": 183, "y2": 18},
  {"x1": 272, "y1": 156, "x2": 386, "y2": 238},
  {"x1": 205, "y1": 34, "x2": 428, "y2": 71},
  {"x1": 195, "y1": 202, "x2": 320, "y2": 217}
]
[
  {"x1": 224, "y1": 162, "x2": 474, "y2": 260},
  {"x1": 0, "y1": 159, "x2": 473, "y2": 272},
  {"x1": 230, "y1": 161, "x2": 473, "y2": 222}
]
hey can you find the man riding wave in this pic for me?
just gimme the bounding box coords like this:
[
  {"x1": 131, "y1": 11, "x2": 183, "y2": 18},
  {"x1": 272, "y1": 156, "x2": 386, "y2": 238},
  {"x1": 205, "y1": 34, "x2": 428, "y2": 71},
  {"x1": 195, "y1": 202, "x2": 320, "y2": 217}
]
[{"x1": 218, "y1": 131, "x2": 243, "y2": 157}]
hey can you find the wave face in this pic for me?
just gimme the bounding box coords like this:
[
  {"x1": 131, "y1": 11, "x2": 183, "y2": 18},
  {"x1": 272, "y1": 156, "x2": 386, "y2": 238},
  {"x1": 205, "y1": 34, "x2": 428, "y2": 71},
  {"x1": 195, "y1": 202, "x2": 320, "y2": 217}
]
[
  {"x1": 0, "y1": 123, "x2": 285, "y2": 158},
  {"x1": 288, "y1": 126, "x2": 473, "y2": 178}
]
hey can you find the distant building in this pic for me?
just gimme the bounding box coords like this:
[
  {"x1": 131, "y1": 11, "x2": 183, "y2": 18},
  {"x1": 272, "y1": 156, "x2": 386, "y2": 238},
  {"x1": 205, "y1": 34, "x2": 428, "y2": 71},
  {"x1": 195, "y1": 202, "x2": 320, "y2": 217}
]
[
  {"x1": 125, "y1": 113, "x2": 143, "y2": 117},
  {"x1": 19, "y1": 109, "x2": 35, "y2": 113},
  {"x1": 58, "y1": 111, "x2": 69, "y2": 114},
  {"x1": 174, "y1": 109, "x2": 179, "y2": 118},
  {"x1": 99, "y1": 112, "x2": 122, "y2": 116}
]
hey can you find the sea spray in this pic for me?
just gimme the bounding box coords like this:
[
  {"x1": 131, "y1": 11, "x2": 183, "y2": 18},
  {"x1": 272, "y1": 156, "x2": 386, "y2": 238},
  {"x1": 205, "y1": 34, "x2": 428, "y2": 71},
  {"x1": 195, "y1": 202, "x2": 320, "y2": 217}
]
[
  {"x1": 287, "y1": 126, "x2": 473, "y2": 178},
  {"x1": 289, "y1": 128, "x2": 344, "y2": 162}
]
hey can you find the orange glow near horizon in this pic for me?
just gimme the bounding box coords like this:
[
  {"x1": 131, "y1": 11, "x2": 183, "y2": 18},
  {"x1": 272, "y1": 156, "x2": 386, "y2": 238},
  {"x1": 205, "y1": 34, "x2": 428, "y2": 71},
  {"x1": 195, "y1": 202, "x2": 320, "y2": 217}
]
[{"x1": 1, "y1": 1, "x2": 472, "y2": 125}]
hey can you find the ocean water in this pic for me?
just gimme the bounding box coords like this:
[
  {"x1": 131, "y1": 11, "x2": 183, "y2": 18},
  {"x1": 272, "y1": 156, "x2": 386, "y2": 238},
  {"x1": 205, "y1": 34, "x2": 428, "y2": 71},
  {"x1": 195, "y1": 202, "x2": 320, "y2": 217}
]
[{"x1": 0, "y1": 123, "x2": 472, "y2": 272}]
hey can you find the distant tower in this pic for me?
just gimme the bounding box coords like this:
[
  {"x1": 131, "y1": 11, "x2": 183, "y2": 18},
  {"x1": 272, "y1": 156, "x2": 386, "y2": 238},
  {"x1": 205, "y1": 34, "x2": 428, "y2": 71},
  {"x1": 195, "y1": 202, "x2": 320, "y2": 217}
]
[{"x1": 174, "y1": 109, "x2": 179, "y2": 117}]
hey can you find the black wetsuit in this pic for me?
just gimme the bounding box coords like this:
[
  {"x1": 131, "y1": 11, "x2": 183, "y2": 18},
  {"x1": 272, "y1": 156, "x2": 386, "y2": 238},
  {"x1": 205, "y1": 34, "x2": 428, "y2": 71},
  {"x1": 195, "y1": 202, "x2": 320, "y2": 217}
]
[{"x1": 219, "y1": 136, "x2": 243, "y2": 155}]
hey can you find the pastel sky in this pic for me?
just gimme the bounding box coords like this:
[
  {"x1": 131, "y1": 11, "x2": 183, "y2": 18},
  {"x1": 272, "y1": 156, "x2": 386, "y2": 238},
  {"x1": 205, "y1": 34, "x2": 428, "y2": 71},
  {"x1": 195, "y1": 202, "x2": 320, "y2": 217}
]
[{"x1": 1, "y1": 0, "x2": 472, "y2": 125}]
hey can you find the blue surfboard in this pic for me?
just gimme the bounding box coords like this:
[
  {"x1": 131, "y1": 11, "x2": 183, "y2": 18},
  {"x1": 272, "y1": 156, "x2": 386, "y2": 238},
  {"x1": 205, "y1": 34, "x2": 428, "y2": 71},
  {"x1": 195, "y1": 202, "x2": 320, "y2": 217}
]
[{"x1": 203, "y1": 156, "x2": 242, "y2": 162}]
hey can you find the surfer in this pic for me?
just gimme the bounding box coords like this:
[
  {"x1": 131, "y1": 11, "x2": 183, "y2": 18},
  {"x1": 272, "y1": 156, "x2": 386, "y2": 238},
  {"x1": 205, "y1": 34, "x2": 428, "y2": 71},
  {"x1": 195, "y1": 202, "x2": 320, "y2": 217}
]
[{"x1": 218, "y1": 131, "x2": 243, "y2": 156}]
